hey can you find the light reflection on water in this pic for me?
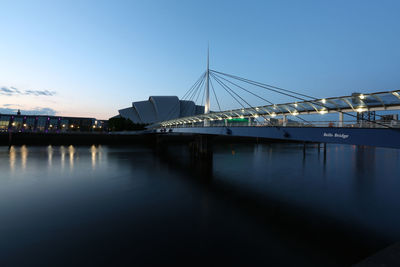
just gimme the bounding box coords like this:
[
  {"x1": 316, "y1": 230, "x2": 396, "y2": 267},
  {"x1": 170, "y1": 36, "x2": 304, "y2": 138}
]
[
  {"x1": 47, "y1": 145, "x2": 53, "y2": 167},
  {"x1": 0, "y1": 144, "x2": 399, "y2": 266},
  {"x1": 68, "y1": 145, "x2": 75, "y2": 170}
]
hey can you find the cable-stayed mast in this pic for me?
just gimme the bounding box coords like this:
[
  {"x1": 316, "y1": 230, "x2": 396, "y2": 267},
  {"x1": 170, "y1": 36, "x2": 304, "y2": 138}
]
[{"x1": 204, "y1": 46, "x2": 210, "y2": 114}]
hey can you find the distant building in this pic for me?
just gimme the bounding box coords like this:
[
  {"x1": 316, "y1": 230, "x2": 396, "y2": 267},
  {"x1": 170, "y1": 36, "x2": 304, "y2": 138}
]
[
  {"x1": 0, "y1": 113, "x2": 102, "y2": 132},
  {"x1": 118, "y1": 96, "x2": 204, "y2": 124}
]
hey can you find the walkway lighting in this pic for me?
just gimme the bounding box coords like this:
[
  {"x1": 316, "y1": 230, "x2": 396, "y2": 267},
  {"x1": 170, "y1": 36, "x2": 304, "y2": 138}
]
[
  {"x1": 356, "y1": 107, "x2": 367, "y2": 113},
  {"x1": 292, "y1": 111, "x2": 299, "y2": 116},
  {"x1": 319, "y1": 109, "x2": 327, "y2": 115},
  {"x1": 23, "y1": 123, "x2": 27, "y2": 127},
  {"x1": 321, "y1": 99, "x2": 326, "y2": 104},
  {"x1": 359, "y1": 94, "x2": 365, "y2": 100},
  {"x1": 93, "y1": 125, "x2": 96, "y2": 128},
  {"x1": 294, "y1": 103, "x2": 298, "y2": 107},
  {"x1": 271, "y1": 113, "x2": 276, "y2": 117},
  {"x1": 70, "y1": 125, "x2": 74, "y2": 128}
]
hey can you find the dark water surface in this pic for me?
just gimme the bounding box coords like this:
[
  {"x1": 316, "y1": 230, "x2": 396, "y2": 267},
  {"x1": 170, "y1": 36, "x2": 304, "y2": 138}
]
[{"x1": 0, "y1": 143, "x2": 399, "y2": 266}]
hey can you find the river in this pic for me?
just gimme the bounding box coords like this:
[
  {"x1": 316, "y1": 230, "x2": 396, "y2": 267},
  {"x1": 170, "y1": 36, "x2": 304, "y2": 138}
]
[{"x1": 0, "y1": 143, "x2": 399, "y2": 266}]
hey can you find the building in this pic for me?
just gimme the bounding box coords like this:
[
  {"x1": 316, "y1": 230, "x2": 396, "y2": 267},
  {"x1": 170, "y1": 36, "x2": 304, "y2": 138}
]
[
  {"x1": 118, "y1": 96, "x2": 204, "y2": 124},
  {"x1": 0, "y1": 113, "x2": 102, "y2": 132}
]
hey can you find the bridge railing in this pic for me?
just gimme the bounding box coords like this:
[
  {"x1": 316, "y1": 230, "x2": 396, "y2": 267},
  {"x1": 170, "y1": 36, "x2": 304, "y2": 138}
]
[{"x1": 162, "y1": 120, "x2": 400, "y2": 129}]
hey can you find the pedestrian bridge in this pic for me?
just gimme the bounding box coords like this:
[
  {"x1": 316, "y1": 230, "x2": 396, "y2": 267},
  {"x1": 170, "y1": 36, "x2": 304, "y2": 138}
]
[{"x1": 149, "y1": 67, "x2": 400, "y2": 149}]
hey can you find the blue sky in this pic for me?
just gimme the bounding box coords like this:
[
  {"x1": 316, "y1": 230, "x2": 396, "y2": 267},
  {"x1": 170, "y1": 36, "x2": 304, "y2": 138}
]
[{"x1": 1, "y1": 0, "x2": 399, "y2": 119}]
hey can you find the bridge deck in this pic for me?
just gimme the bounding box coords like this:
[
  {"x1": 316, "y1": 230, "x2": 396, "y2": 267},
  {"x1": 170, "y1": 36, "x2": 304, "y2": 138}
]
[{"x1": 157, "y1": 126, "x2": 400, "y2": 149}]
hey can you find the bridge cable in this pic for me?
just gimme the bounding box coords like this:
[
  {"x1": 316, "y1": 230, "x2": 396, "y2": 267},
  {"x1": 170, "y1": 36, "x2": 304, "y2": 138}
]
[
  {"x1": 211, "y1": 73, "x2": 273, "y2": 125},
  {"x1": 209, "y1": 78, "x2": 222, "y2": 112},
  {"x1": 211, "y1": 70, "x2": 393, "y2": 129},
  {"x1": 181, "y1": 73, "x2": 206, "y2": 120},
  {"x1": 210, "y1": 72, "x2": 314, "y2": 125},
  {"x1": 163, "y1": 72, "x2": 205, "y2": 123},
  {"x1": 212, "y1": 73, "x2": 275, "y2": 105}
]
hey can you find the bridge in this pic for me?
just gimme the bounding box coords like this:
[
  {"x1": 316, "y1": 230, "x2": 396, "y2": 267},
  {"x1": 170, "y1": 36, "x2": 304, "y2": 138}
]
[{"x1": 150, "y1": 53, "x2": 400, "y2": 149}]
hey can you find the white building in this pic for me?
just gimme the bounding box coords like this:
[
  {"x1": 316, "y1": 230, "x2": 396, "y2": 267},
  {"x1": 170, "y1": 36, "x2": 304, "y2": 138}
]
[{"x1": 118, "y1": 96, "x2": 204, "y2": 124}]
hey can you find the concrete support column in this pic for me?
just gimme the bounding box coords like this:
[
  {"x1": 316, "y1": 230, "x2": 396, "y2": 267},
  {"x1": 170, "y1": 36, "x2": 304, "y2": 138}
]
[
  {"x1": 339, "y1": 112, "x2": 343, "y2": 127},
  {"x1": 224, "y1": 119, "x2": 228, "y2": 127},
  {"x1": 248, "y1": 117, "x2": 251, "y2": 126},
  {"x1": 283, "y1": 115, "x2": 287, "y2": 127}
]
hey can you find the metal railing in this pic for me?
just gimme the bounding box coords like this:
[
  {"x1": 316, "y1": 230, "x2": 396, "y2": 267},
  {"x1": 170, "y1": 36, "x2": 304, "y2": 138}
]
[{"x1": 159, "y1": 120, "x2": 400, "y2": 129}]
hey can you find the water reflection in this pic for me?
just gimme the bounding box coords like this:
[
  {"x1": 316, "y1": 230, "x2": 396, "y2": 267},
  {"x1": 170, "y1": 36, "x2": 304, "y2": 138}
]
[
  {"x1": 9, "y1": 146, "x2": 16, "y2": 173},
  {"x1": 60, "y1": 145, "x2": 66, "y2": 171},
  {"x1": 0, "y1": 143, "x2": 399, "y2": 267},
  {"x1": 47, "y1": 145, "x2": 53, "y2": 167},
  {"x1": 21, "y1": 145, "x2": 28, "y2": 171},
  {"x1": 68, "y1": 145, "x2": 75, "y2": 170},
  {"x1": 91, "y1": 145, "x2": 97, "y2": 169}
]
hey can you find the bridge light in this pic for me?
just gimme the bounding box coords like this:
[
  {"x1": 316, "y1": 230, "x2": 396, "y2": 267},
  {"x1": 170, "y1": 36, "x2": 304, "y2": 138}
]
[
  {"x1": 356, "y1": 107, "x2": 367, "y2": 113},
  {"x1": 294, "y1": 103, "x2": 298, "y2": 107},
  {"x1": 240, "y1": 115, "x2": 244, "y2": 119},
  {"x1": 271, "y1": 113, "x2": 276, "y2": 117},
  {"x1": 254, "y1": 114, "x2": 258, "y2": 118},
  {"x1": 321, "y1": 99, "x2": 326, "y2": 104},
  {"x1": 292, "y1": 111, "x2": 299, "y2": 116},
  {"x1": 319, "y1": 109, "x2": 327, "y2": 115},
  {"x1": 359, "y1": 94, "x2": 365, "y2": 100}
]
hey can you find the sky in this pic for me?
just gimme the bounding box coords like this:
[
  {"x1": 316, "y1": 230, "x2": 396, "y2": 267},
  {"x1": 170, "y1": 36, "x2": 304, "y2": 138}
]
[{"x1": 1, "y1": 0, "x2": 400, "y2": 119}]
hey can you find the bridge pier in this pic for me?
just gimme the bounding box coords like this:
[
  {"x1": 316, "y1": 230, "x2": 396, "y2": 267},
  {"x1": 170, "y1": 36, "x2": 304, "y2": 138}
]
[{"x1": 190, "y1": 135, "x2": 213, "y2": 159}]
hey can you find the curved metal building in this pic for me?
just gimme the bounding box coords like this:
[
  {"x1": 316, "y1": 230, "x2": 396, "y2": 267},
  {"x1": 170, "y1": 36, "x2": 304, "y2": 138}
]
[{"x1": 118, "y1": 96, "x2": 204, "y2": 124}]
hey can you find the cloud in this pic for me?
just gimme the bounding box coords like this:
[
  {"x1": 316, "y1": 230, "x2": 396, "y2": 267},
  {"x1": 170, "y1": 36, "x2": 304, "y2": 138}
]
[
  {"x1": 0, "y1": 106, "x2": 57, "y2": 116},
  {"x1": 0, "y1": 86, "x2": 56, "y2": 96},
  {"x1": 25, "y1": 89, "x2": 56, "y2": 96}
]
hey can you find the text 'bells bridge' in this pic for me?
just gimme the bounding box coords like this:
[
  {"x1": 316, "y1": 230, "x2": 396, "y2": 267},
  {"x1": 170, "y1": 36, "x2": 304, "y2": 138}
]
[{"x1": 149, "y1": 62, "x2": 400, "y2": 149}]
